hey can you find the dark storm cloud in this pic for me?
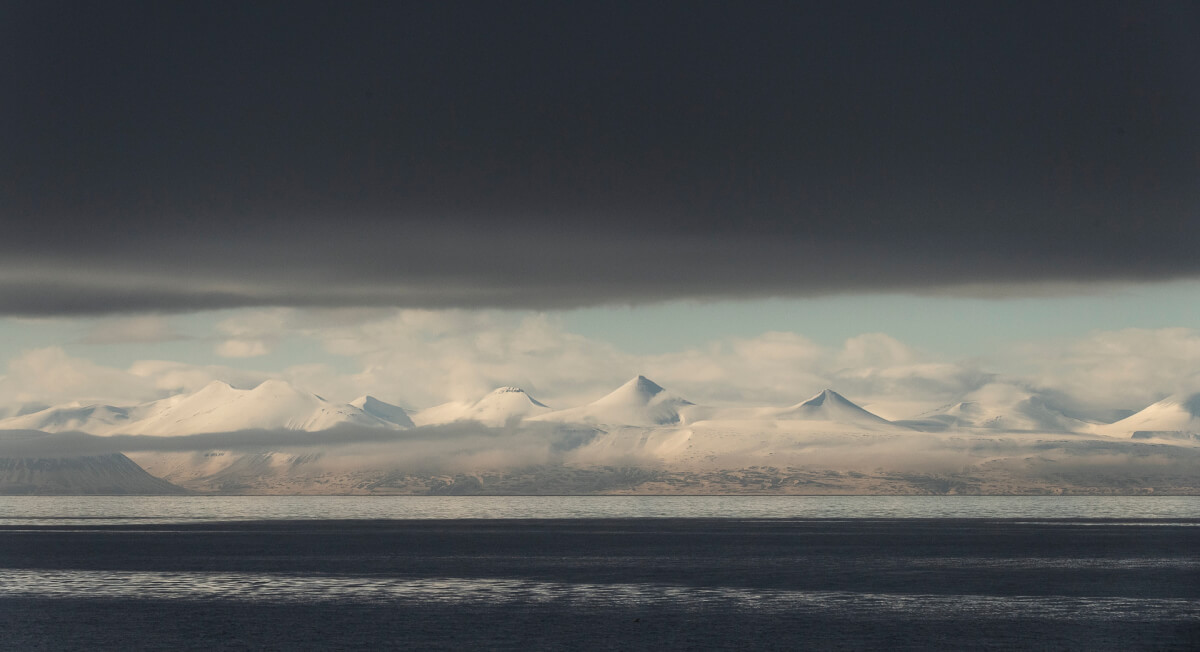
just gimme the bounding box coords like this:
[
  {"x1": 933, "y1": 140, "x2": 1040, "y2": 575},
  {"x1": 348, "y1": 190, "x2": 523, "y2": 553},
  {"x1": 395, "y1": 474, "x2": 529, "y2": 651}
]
[{"x1": 2, "y1": 1, "x2": 1198, "y2": 314}]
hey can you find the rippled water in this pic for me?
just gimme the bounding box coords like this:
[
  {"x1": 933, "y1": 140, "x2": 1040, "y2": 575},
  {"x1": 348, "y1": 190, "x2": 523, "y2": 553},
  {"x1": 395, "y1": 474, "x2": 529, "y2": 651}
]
[
  {"x1": 4, "y1": 512, "x2": 1198, "y2": 649},
  {"x1": 5, "y1": 568, "x2": 1199, "y2": 621},
  {"x1": 2, "y1": 494, "x2": 1198, "y2": 525}
]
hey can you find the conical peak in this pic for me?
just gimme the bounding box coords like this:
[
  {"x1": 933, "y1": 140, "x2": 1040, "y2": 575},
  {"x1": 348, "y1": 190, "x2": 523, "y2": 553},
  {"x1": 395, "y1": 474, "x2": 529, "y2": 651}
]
[
  {"x1": 801, "y1": 389, "x2": 844, "y2": 407},
  {"x1": 624, "y1": 375, "x2": 665, "y2": 396},
  {"x1": 192, "y1": 380, "x2": 238, "y2": 397}
]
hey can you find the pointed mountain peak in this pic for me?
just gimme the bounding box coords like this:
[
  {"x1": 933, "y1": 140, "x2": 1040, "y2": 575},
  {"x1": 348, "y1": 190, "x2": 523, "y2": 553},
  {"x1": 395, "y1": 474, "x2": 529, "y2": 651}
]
[
  {"x1": 191, "y1": 380, "x2": 238, "y2": 398},
  {"x1": 778, "y1": 389, "x2": 893, "y2": 426},
  {"x1": 533, "y1": 375, "x2": 693, "y2": 427},
  {"x1": 619, "y1": 375, "x2": 665, "y2": 397},
  {"x1": 601, "y1": 375, "x2": 689, "y2": 407},
  {"x1": 483, "y1": 386, "x2": 549, "y2": 408},
  {"x1": 799, "y1": 389, "x2": 849, "y2": 407}
]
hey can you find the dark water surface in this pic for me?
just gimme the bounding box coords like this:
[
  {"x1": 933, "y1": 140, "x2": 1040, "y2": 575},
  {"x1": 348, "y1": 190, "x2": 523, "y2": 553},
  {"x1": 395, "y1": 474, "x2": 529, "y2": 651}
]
[{"x1": 2, "y1": 516, "x2": 1199, "y2": 650}]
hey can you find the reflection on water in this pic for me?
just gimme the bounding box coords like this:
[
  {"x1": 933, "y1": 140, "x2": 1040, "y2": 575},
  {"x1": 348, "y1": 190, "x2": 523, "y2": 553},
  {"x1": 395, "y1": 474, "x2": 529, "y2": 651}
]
[
  {"x1": 2, "y1": 495, "x2": 1199, "y2": 525},
  {"x1": 4, "y1": 568, "x2": 1199, "y2": 621}
]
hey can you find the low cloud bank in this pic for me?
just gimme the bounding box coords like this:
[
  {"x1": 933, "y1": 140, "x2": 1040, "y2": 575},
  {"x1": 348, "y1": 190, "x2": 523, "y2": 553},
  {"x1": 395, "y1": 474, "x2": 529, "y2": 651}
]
[
  {"x1": 4, "y1": 419, "x2": 1199, "y2": 496},
  {"x1": 0, "y1": 422, "x2": 601, "y2": 472},
  {"x1": 4, "y1": 424, "x2": 1198, "y2": 488}
]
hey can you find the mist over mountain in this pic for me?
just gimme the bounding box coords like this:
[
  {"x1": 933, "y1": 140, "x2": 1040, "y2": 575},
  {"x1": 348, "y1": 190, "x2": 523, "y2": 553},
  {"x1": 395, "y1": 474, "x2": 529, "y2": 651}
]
[
  {"x1": 1, "y1": 375, "x2": 1188, "y2": 440},
  {"x1": 2, "y1": 375, "x2": 1197, "y2": 495},
  {"x1": 897, "y1": 384, "x2": 1098, "y2": 433}
]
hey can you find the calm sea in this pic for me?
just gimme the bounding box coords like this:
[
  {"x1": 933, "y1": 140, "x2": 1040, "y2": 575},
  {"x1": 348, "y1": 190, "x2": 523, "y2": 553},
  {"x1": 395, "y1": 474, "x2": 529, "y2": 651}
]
[{"x1": 3, "y1": 497, "x2": 1199, "y2": 649}]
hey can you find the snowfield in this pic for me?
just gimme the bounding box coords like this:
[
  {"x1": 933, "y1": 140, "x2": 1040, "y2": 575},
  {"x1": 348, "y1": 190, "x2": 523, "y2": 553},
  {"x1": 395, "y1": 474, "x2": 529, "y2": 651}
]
[
  {"x1": 2, "y1": 376, "x2": 1199, "y2": 495},
  {"x1": 1, "y1": 375, "x2": 1187, "y2": 440}
]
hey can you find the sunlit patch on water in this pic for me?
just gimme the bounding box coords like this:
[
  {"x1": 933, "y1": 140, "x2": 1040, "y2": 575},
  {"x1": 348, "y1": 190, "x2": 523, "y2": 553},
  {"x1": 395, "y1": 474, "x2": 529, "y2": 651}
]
[{"x1": 3, "y1": 569, "x2": 1198, "y2": 621}]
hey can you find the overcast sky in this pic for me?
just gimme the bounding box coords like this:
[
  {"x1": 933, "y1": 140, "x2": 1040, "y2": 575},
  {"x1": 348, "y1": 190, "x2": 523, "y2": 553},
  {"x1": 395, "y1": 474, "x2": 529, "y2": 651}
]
[
  {"x1": 1, "y1": 2, "x2": 1198, "y2": 414},
  {"x1": 3, "y1": 1, "x2": 1198, "y2": 314}
]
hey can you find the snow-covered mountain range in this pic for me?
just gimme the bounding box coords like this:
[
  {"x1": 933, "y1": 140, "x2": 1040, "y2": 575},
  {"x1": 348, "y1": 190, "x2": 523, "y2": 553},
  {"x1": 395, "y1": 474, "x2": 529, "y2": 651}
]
[
  {"x1": 0, "y1": 380, "x2": 398, "y2": 436},
  {"x1": 4, "y1": 376, "x2": 1200, "y2": 496},
  {"x1": 896, "y1": 384, "x2": 1096, "y2": 433},
  {"x1": 0, "y1": 375, "x2": 1192, "y2": 439}
]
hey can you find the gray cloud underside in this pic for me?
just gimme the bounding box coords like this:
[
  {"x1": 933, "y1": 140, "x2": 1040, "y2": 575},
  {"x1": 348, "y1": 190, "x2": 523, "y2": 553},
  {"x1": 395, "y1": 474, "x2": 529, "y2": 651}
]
[
  {"x1": 3, "y1": 2, "x2": 1198, "y2": 314},
  {"x1": 4, "y1": 228, "x2": 1200, "y2": 316}
]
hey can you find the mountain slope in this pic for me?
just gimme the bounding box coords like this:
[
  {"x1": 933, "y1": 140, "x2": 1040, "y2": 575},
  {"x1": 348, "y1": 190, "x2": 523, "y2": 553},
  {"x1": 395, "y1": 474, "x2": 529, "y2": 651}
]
[
  {"x1": 899, "y1": 385, "x2": 1094, "y2": 433},
  {"x1": 533, "y1": 376, "x2": 694, "y2": 427},
  {"x1": 0, "y1": 452, "x2": 187, "y2": 494},
  {"x1": 350, "y1": 395, "x2": 416, "y2": 428},
  {"x1": 121, "y1": 380, "x2": 398, "y2": 436},
  {"x1": 768, "y1": 389, "x2": 898, "y2": 429},
  {"x1": 1101, "y1": 392, "x2": 1200, "y2": 437},
  {"x1": 414, "y1": 387, "x2": 551, "y2": 427},
  {"x1": 0, "y1": 403, "x2": 135, "y2": 434}
]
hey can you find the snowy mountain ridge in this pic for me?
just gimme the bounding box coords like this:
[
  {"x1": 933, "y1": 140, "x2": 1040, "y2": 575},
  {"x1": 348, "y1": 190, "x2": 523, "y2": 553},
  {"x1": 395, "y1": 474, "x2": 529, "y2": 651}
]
[
  {"x1": 414, "y1": 386, "x2": 551, "y2": 427},
  {"x1": 1099, "y1": 392, "x2": 1200, "y2": 438},
  {"x1": 531, "y1": 376, "x2": 695, "y2": 427},
  {"x1": 0, "y1": 380, "x2": 401, "y2": 437},
  {"x1": 0, "y1": 376, "x2": 1190, "y2": 438}
]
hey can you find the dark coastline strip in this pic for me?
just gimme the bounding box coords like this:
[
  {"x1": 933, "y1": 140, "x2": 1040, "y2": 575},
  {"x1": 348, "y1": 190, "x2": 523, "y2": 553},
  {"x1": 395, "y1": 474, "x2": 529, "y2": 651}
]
[{"x1": 4, "y1": 516, "x2": 1200, "y2": 531}]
